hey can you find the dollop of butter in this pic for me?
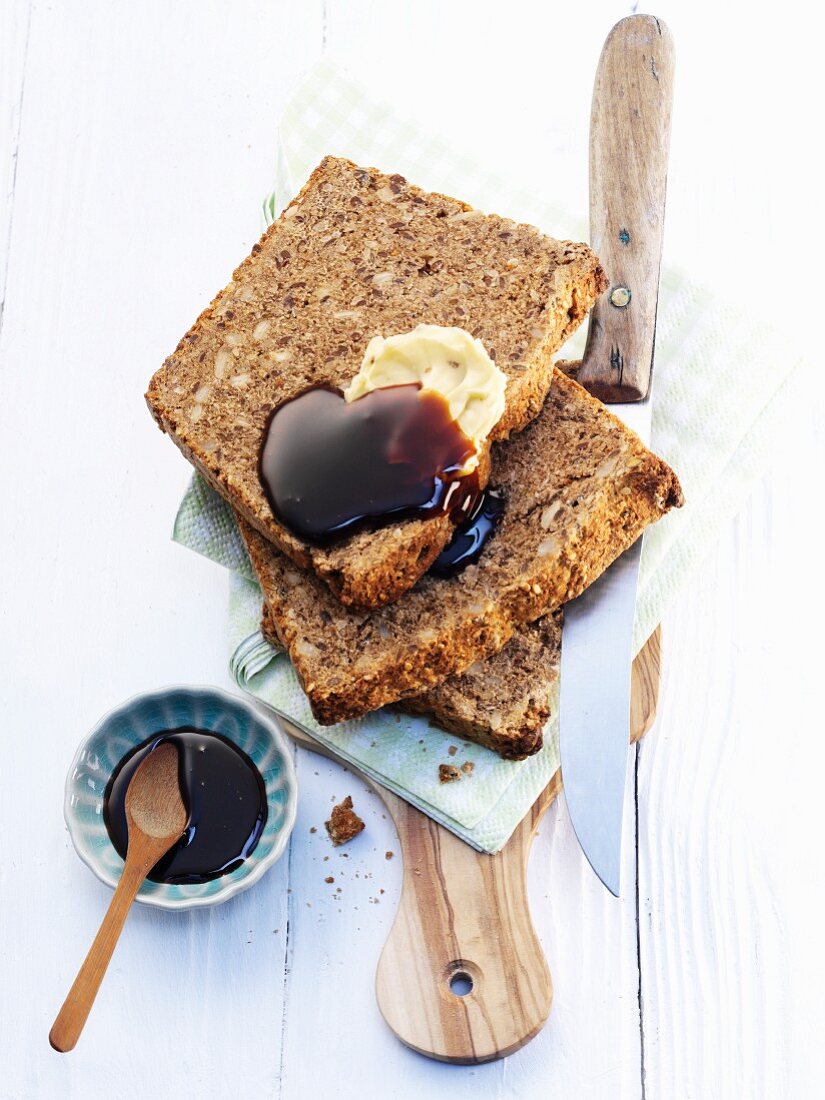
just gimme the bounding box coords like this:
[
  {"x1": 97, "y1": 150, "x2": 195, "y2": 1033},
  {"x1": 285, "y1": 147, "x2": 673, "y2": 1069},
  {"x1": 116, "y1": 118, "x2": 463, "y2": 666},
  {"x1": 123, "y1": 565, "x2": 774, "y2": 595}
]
[{"x1": 344, "y1": 324, "x2": 506, "y2": 473}]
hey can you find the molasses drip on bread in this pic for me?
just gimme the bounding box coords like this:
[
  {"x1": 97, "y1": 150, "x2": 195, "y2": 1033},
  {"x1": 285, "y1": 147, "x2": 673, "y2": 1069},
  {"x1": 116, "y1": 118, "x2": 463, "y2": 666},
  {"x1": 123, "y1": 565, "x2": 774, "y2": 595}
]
[
  {"x1": 429, "y1": 488, "x2": 505, "y2": 578},
  {"x1": 241, "y1": 370, "x2": 684, "y2": 727},
  {"x1": 258, "y1": 383, "x2": 480, "y2": 544}
]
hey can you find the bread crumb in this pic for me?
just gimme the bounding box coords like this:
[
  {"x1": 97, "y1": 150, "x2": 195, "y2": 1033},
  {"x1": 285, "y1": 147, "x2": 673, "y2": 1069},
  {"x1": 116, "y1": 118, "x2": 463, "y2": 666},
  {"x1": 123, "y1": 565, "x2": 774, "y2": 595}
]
[
  {"x1": 385, "y1": 850, "x2": 394, "y2": 860},
  {"x1": 439, "y1": 763, "x2": 462, "y2": 783},
  {"x1": 447, "y1": 745, "x2": 458, "y2": 756},
  {"x1": 325, "y1": 795, "x2": 365, "y2": 846},
  {"x1": 461, "y1": 761, "x2": 475, "y2": 775},
  {"x1": 309, "y1": 826, "x2": 317, "y2": 833},
  {"x1": 324, "y1": 876, "x2": 335, "y2": 884}
]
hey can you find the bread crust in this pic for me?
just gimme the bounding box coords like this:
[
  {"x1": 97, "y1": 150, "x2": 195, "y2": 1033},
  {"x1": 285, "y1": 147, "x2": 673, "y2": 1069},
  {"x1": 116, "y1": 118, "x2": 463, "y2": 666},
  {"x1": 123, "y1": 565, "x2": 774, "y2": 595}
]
[
  {"x1": 147, "y1": 156, "x2": 607, "y2": 610},
  {"x1": 259, "y1": 602, "x2": 561, "y2": 760},
  {"x1": 242, "y1": 370, "x2": 683, "y2": 725}
]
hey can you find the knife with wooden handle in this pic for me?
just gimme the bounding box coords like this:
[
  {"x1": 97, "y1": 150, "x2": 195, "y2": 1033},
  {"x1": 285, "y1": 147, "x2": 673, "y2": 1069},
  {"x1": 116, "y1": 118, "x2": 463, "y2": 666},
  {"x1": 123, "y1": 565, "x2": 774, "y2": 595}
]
[{"x1": 560, "y1": 14, "x2": 674, "y2": 896}]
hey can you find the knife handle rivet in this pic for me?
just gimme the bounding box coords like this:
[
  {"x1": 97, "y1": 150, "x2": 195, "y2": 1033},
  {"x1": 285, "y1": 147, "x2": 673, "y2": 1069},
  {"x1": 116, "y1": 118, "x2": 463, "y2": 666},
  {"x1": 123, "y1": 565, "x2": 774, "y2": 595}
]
[{"x1": 609, "y1": 285, "x2": 632, "y2": 308}]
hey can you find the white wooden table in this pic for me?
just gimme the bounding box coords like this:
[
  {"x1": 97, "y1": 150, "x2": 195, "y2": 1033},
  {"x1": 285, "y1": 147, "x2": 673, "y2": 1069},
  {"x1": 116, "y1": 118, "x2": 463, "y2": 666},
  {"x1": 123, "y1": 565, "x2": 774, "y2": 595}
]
[{"x1": 1, "y1": 2, "x2": 821, "y2": 1097}]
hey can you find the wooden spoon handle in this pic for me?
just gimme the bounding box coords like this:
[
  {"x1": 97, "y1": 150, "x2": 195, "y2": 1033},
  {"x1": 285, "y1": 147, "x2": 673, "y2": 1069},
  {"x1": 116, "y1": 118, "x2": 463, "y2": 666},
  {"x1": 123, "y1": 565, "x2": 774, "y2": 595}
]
[{"x1": 49, "y1": 842, "x2": 162, "y2": 1052}]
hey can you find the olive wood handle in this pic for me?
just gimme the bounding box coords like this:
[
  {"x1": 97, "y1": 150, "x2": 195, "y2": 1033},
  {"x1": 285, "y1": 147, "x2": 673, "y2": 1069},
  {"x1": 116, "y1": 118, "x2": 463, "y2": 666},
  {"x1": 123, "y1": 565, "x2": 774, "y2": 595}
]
[{"x1": 577, "y1": 15, "x2": 674, "y2": 402}]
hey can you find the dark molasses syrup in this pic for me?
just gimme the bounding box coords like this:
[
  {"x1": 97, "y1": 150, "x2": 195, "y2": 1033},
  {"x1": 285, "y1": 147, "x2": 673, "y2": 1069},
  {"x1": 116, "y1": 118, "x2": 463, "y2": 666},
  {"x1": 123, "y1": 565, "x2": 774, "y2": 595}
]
[
  {"x1": 103, "y1": 728, "x2": 267, "y2": 885},
  {"x1": 258, "y1": 384, "x2": 479, "y2": 544},
  {"x1": 429, "y1": 488, "x2": 505, "y2": 578}
]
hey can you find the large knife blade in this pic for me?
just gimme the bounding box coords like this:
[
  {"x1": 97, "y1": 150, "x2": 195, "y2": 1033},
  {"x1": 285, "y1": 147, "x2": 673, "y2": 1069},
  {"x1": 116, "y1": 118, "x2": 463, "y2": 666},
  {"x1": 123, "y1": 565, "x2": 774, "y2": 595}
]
[{"x1": 560, "y1": 15, "x2": 674, "y2": 896}]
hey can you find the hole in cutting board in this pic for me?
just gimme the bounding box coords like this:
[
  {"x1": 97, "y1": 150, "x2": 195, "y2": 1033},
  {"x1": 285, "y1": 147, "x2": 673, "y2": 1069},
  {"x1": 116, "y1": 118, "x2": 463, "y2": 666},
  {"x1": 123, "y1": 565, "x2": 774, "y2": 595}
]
[
  {"x1": 449, "y1": 971, "x2": 473, "y2": 997},
  {"x1": 441, "y1": 958, "x2": 480, "y2": 999}
]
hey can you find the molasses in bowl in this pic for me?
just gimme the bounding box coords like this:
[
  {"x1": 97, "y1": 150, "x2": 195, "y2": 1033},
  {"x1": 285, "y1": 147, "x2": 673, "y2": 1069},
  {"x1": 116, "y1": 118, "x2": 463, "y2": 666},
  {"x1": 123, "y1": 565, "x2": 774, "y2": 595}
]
[{"x1": 63, "y1": 686, "x2": 298, "y2": 910}]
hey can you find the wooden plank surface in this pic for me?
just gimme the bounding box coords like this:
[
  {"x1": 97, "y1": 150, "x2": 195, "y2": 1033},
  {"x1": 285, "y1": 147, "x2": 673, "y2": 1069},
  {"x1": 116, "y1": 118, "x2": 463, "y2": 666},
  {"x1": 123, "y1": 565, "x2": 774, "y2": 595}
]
[
  {"x1": 0, "y1": 1, "x2": 820, "y2": 1097},
  {"x1": 0, "y1": 0, "x2": 30, "y2": 315},
  {"x1": 0, "y1": 2, "x2": 322, "y2": 1096}
]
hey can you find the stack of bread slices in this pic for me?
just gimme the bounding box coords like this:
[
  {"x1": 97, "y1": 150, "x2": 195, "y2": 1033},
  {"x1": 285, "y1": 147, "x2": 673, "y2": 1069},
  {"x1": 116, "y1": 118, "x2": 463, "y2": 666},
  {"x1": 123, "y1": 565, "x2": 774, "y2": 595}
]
[{"x1": 147, "y1": 156, "x2": 682, "y2": 761}]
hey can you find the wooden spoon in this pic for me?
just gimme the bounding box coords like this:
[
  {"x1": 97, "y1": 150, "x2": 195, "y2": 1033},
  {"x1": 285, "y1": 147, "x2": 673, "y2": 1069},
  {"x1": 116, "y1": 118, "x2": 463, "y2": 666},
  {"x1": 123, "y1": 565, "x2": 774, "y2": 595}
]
[{"x1": 49, "y1": 740, "x2": 187, "y2": 1052}]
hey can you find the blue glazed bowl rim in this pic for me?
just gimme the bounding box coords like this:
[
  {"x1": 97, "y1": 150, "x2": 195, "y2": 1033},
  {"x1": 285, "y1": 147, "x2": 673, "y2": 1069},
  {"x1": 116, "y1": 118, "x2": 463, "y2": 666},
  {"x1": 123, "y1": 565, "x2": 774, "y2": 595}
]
[{"x1": 64, "y1": 684, "x2": 298, "y2": 911}]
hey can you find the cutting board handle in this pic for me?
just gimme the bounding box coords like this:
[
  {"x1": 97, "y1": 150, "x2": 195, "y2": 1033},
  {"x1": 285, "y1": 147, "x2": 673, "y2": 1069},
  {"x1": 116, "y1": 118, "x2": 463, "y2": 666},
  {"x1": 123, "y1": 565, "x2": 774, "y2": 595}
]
[
  {"x1": 374, "y1": 629, "x2": 661, "y2": 1064},
  {"x1": 374, "y1": 781, "x2": 557, "y2": 1064},
  {"x1": 577, "y1": 14, "x2": 674, "y2": 403}
]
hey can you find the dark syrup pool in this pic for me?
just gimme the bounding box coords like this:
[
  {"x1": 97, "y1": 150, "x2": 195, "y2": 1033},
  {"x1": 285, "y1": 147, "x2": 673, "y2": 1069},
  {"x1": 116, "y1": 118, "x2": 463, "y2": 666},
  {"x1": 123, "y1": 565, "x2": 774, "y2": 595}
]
[
  {"x1": 103, "y1": 728, "x2": 267, "y2": 885},
  {"x1": 258, "y1": 383, "x2": 479, "y2": 544}
]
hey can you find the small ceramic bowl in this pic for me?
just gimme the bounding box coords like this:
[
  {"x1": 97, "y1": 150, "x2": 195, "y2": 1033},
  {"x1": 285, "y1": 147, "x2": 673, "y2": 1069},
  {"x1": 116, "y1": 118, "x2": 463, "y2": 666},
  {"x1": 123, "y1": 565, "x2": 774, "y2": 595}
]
[{"x1": 64, "y1": 685, "x2": 298, "y2": 910}]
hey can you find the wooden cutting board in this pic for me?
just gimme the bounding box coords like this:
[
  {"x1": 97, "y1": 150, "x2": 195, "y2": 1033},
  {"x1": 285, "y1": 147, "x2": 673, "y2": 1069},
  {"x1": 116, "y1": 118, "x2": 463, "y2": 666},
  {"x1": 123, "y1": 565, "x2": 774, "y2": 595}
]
[{"x1": 279, "y1": 626, "x2": 661, "y2": 1064}]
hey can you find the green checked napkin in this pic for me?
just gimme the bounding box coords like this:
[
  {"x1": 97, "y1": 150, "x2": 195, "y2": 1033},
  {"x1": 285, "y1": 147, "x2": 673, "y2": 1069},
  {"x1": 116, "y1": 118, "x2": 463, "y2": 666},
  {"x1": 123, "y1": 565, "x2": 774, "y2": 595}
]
[{"x1": 173, "y1": 60, "x2": 799, "y2": 853}]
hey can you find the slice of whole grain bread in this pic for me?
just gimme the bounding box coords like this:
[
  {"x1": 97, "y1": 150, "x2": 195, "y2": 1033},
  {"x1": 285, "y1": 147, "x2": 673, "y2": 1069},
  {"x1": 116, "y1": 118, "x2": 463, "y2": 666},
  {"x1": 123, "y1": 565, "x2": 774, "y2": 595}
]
[
  {"x1": 240, "y1": 370, "x2": 683, "y2": 725},
  {"x1": 259, "y1": 602, "x2": 561, "y2": 760},
  {"x1": 147, "y1": 156, "x2": 606, "y2": 610}
]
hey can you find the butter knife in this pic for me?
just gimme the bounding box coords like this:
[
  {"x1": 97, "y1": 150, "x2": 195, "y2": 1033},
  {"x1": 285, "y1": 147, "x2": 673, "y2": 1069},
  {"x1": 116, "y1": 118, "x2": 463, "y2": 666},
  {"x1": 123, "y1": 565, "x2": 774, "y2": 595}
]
[{"x1": 560, "y1": 14, "x2": 674, "y2": 896}]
